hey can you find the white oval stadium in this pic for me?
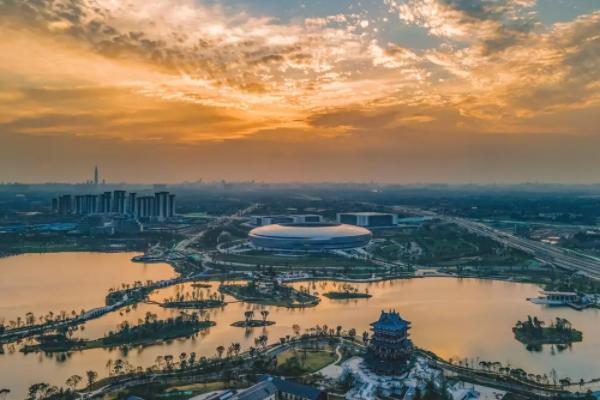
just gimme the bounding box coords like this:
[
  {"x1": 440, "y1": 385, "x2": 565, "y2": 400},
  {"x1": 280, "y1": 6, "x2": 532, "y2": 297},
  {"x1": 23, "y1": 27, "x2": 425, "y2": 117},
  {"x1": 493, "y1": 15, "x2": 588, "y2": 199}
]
[{"x1": 248, "y1": 223, "x2": 372, "y2": 252}]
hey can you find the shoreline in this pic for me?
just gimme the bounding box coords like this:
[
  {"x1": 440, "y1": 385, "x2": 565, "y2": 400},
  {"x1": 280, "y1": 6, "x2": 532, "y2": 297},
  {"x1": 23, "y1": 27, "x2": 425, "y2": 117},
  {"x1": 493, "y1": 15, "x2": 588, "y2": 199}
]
[
  {"x1": 3, "y1": 250, "x2": 600, "y2": 398},
  {"x1": 1, "y1": 248, "x2": 561, "y2": 289}
]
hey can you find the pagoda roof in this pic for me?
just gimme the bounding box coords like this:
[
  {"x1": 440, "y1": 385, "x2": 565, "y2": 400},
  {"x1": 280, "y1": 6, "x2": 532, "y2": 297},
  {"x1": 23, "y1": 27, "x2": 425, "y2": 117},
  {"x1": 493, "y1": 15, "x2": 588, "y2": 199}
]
[{"x1": 371, "y1": 310, "x2": 410, "y2": 331}]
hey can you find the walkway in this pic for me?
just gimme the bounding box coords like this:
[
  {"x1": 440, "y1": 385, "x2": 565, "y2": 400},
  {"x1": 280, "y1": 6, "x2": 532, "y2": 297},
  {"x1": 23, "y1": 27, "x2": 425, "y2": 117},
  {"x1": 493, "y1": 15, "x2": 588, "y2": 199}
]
[{"x1": 316, "y1": 343, "x2": 344, "y2": 379}]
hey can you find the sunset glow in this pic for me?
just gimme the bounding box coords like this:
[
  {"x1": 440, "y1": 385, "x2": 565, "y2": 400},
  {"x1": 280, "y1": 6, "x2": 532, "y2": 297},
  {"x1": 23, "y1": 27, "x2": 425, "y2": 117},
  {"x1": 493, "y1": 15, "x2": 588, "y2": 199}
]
[{"x1": 1, "y1": 0, "x2": 599, "y2": 182}]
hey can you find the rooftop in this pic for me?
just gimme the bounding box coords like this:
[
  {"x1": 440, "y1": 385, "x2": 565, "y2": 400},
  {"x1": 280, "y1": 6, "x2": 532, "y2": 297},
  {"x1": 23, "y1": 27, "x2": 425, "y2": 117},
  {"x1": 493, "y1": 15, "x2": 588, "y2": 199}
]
[
  {"x1": 371, "y1": 310, "x2": 410, "y2": 332},
  {"x1": 339, "y1": 212, "x2": 395, "y2": 216},
  {"x1": 249, "y1": 222, "x2": 371, "y2": 240},
  {"x1": 259, "y1": 375, "x2": 325, "y2": 400},
  {"x1": 541, "y1": 291, "x2": 579, "y2": 296},
  {"x1": 231, "y1": 381, "x2": 277, "y2": 400}
]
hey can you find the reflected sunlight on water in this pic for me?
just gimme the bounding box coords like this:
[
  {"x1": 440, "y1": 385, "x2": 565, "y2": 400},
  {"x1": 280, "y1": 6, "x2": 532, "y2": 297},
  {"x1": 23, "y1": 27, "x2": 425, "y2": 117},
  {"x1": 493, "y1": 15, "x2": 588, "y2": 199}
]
[{"x1": 1, "y1": 253, "x2": 599, "y2": 397}]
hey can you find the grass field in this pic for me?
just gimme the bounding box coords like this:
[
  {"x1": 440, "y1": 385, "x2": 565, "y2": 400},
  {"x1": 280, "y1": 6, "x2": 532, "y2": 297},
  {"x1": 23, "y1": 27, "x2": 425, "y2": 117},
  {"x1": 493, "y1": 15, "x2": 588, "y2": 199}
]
[{"x1": 274, "y1": 347, "x2": 337, "y2": 375}]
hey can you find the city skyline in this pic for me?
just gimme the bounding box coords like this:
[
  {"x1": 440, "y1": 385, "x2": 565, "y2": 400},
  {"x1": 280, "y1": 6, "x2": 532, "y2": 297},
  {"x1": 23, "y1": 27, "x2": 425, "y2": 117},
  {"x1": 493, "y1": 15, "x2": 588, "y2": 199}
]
[{"x1": 1, "y1": 0, "x2": 600, "y2": 183}]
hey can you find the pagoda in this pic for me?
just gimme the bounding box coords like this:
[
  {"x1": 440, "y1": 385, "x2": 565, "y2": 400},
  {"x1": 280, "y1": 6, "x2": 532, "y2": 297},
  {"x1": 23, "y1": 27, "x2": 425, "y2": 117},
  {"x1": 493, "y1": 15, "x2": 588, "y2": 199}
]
[{"x1": 366, "y1": 310, "x2": 414, "y2": 373}]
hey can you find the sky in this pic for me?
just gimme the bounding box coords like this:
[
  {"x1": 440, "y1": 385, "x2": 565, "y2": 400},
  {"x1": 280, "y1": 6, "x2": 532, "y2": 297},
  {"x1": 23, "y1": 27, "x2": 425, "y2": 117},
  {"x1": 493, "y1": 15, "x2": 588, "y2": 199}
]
[{"x1": 1, "y1": 0, "x2": 599, "y2": 184}]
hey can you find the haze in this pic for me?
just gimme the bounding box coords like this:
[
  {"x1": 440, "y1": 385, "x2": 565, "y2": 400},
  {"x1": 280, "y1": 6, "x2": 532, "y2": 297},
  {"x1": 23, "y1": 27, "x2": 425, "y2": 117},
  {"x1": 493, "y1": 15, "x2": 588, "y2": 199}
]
[{"x1": 1, "y1": 0, "x2": 599, "y2": 183}]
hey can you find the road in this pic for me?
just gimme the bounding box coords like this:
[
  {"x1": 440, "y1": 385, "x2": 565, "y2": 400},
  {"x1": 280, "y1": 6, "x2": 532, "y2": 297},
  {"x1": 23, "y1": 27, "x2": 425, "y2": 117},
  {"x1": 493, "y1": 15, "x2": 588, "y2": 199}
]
[
  {"x1": 174, "y1": 203, "x2": 260, "y2": 253},
  {"x1": 394, "y1": 206, "x2": 600, "y2": 280}
]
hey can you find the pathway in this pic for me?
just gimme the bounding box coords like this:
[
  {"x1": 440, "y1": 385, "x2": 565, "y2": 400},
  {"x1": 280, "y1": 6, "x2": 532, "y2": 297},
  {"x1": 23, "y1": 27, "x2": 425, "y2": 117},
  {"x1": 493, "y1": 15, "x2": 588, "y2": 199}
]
[{"x1": 315, "y1": 342, "x2": 344, "y2": 379}]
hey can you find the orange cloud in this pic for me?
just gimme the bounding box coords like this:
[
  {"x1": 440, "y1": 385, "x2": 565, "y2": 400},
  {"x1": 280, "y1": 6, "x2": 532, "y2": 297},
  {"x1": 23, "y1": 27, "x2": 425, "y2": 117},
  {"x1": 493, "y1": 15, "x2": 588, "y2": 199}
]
[{"x1": 0, "y1": 0, "x2": 599, "y2": 147}]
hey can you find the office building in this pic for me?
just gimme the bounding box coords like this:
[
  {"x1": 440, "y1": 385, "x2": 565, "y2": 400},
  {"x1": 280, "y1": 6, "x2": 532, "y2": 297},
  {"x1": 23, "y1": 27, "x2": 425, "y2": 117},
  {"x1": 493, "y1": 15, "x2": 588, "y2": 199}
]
[
  {"x1": 249, "y1": 214, "x2": 323, "y2": 226},
  {"x1": 337, "y1": 212, "x2": 398, "y2": 228}
]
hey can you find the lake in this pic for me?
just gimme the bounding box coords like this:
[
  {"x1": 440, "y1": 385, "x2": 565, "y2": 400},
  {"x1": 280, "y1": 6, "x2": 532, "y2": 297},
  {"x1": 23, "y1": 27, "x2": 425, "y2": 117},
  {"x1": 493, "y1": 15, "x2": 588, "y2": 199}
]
[{"x1": 1, "y1": 252, "x2": 599, "y2": 398}]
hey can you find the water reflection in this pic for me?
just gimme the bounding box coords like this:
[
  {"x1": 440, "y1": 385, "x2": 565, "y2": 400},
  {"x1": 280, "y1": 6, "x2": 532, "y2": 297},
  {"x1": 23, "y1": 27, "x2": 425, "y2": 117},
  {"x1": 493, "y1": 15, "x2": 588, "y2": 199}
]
[{"x1": 1, "y1": 253, "x2": 600, "y2": 399}]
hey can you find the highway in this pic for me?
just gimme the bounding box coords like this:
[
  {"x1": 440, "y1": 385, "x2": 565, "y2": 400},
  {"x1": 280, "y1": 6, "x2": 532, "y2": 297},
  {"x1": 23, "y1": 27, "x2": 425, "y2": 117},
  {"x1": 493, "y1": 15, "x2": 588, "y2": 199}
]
[{"x1": 393, "y1": 206, "x2": 600, "y2": 280}]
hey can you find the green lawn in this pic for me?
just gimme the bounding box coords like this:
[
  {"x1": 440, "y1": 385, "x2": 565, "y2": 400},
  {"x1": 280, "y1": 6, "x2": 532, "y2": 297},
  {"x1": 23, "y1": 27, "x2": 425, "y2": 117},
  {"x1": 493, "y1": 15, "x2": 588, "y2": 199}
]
[{"x1": 274, "y1": 348, "x2": 337, "y2": 375}]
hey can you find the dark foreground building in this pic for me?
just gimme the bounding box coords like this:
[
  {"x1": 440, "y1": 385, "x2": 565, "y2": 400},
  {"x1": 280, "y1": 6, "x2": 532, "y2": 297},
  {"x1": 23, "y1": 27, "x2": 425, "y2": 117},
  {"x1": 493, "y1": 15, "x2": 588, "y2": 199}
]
[
  {"x1": 205, "y1": 375, "x2": 327, "y2": 400},
  {"x1": 366, "y1": 310, "x2": 414, "y2": 373}
]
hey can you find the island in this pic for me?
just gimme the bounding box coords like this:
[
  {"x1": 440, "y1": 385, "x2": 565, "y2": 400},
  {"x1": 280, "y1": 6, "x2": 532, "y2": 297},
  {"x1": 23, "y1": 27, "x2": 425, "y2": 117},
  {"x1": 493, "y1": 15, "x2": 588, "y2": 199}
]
[
  {"x1": 513, "y1": 316, "x2": 583, "y2": 347},
  {"x1": 323, "y1": 284, "x2": 372, "y2": 299},
  {"x1": 160, "y1": 288, "x2": 225, "y2": 309},
  {"x1": 219, "y1": 275, "x2": 319, "y2": 308},
  {"x1": 191, "y1": 283, "x2": 213, "y2": 289},
  {"x1": 22, "y1": 312, "x2": 214, "y2": 353},
  {"x1": 230, "y1": 310, "x2": 276, "y2": 328},
  {"x1": 161, "y1": 299, "x2": 225, "y2": 309}
]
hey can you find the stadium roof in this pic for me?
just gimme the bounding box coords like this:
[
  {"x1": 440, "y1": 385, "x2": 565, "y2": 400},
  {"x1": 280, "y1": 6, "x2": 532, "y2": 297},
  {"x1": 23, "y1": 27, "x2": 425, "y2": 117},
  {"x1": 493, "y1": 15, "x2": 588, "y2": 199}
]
[{"x1": 249, "y1": 222, "x2": 370, "y2": 240}]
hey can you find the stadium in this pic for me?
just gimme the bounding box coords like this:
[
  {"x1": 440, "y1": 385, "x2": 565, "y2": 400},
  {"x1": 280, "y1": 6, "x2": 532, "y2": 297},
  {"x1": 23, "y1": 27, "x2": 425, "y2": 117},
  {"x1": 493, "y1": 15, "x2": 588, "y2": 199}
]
[{"x1": 248, "y1": 223, "x2": 372, "y2": 252}]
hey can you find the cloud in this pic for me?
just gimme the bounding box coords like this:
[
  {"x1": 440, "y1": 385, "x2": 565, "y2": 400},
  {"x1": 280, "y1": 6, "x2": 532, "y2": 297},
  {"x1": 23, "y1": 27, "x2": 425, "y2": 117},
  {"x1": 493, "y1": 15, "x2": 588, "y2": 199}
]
[
  {"x1": 385, "y1": 0, "x2": 538, "y2": 52},
  {"x1": 0, "y1": 0, "x2": 599, "y2": 150},
  {"x1": 422, "y1": 10, "x2": 600, "y2": 122}
]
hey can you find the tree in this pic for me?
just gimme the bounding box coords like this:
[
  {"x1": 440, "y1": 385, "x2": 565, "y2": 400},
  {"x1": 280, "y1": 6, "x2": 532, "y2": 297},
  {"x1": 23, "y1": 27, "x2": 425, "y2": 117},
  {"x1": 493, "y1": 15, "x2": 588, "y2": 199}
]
[
  {"x1": 154, "y1": 355, "x2": 164, "y2": 370},
  {"x1": 257, "y1": 334, "x2": 268, "y2": 349},
  {"x1": 260, "y1": 310, "x2": 269, "y2": 322},
  {"x1": 27, "y1": 383, "x2": 50, "y2": 400},
  {"x1": 65, "y1": 375, "x2": 82, "y2": 392},
  {"x1": 231, "y1": 342, "x2": 241, "y2": 357},
  {"x1": 164, "y1": 355, "x2": 174, "y2": 370},
  {"x1": 85, "y1": 370, "x2": 98, "y2": 390},
  {"x1": 216, "y1": 345, "x2": 225, "y2": 359},
  {"x1": 244, "y1": 310, "x2": 254, "y2": 324},
  {"x1": 348, "y1": 328, "x2": 356, "y2": 341}
]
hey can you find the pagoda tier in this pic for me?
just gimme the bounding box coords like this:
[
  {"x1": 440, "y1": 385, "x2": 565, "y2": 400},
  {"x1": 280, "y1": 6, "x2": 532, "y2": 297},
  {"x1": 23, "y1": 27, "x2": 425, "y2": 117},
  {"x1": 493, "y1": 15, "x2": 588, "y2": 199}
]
[{"x1": 366, "y1": 310, "x2": 414, "y2": 372}]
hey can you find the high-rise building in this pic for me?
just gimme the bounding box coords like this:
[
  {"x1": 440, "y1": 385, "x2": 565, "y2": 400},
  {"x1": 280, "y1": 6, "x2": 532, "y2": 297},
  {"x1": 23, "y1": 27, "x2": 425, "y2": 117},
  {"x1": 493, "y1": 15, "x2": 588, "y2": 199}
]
[
  {"x1": 168, "y1": 193, "x2": 176, "y2": 218},
  {"x1": 85, "y1": 194, "x2": 97, "y2": 214},
  {"x1": 136, "y1": 196, "x2": 155, "y2": 219},
  {"x1": 52, "y1": 190, "x2": 174, "y2": 220},
  {"x1": 127, "y1": 192, "x2": 137, "y2": 216},
  {"x1": 112, "y1": 190, "x2": 126, "y2": 214},
  {"x1": 75, "y1": 195, "x2": 83, "y2": 215},
  {"x1": 94, "y1": 166, "x2": 99, "y2": 186},
  {"x1": 97, "y1": 192, "x2": 112, "y2": 213},
  {"x1": 57, "y1": 195, "x2": 73, "y2": 215},
  {"x1": 155, "y1": 191, "x2": 169, "y2": 221},
  {"x1": 74, "y1": 194, "x2": 99, "y2": 215}
]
